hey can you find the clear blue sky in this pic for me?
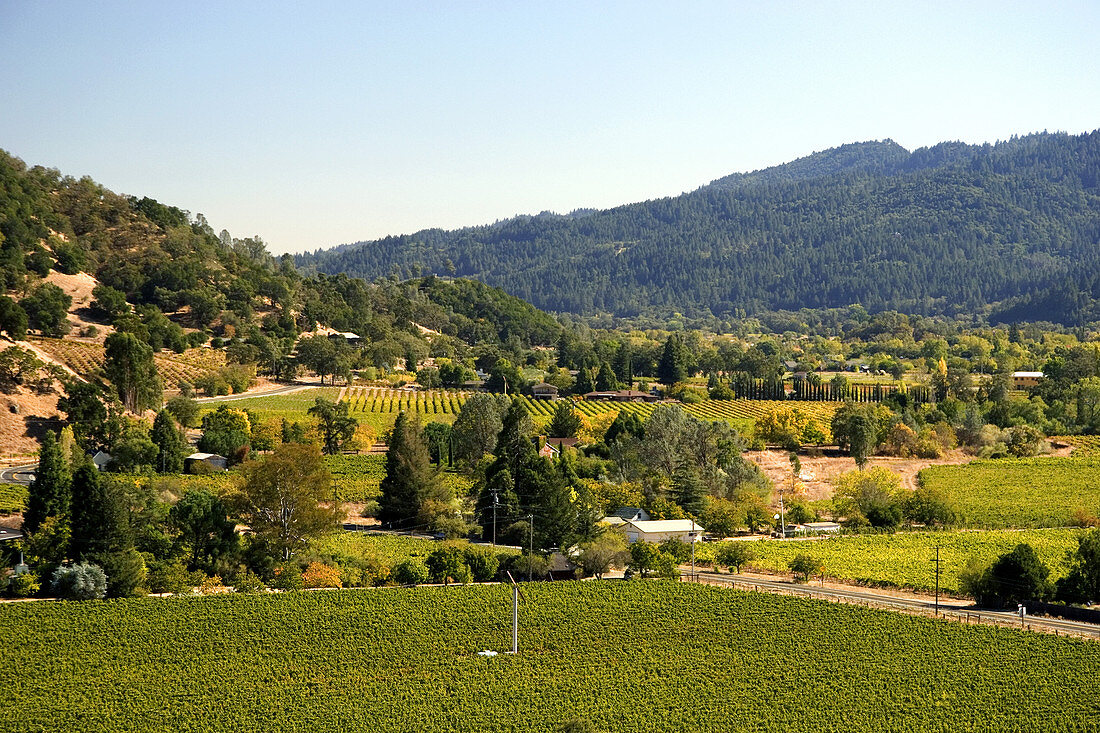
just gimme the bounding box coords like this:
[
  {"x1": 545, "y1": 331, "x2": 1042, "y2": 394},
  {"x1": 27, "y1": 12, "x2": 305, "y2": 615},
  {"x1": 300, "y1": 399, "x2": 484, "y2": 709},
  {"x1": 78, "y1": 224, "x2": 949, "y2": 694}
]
[{"x1": 2, "y1": 1, "x2": 1098, "y2": 255}]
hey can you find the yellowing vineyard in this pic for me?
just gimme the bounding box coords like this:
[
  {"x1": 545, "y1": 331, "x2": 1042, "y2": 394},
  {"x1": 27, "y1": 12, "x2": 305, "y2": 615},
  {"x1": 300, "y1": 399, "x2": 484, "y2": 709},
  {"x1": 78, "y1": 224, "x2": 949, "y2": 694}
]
[{"x1": 31, "y1": 338, "x2": 226, "y2": 389}]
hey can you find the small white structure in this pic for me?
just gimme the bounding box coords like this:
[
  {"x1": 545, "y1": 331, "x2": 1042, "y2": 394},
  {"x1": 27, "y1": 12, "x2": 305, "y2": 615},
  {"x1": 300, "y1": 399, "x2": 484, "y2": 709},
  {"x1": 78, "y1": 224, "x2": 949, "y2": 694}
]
[
  {"x1": 1012, "y1": 371, "x2": 1044, "y2": 388},
  {"x1": 185, "y1": 452, "x2": 228, "y2": 472},
  {"x1": 620, "y1": 519, "x2": 704, "y2": 544}
]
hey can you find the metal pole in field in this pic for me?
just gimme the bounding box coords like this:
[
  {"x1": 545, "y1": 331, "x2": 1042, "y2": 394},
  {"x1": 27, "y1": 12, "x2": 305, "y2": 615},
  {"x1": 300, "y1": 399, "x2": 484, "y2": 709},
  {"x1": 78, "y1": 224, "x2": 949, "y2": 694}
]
[{"x1": 512, "y1": 583, "x2": 519, "y2": 654}]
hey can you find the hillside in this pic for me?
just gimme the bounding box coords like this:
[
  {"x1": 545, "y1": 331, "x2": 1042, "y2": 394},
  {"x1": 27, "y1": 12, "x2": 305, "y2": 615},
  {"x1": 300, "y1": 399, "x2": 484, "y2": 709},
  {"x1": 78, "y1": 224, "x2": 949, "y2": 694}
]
[{"x1": 299, "y1": 130, "x2": 1100, "y2": 322}]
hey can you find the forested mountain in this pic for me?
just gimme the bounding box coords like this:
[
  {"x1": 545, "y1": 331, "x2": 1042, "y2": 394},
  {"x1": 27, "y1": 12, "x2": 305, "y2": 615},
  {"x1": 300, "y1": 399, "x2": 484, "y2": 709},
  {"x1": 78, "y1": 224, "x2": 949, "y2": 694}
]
[{"x1": 300, "y1": 131, "x2": 1100, "y2": 323}]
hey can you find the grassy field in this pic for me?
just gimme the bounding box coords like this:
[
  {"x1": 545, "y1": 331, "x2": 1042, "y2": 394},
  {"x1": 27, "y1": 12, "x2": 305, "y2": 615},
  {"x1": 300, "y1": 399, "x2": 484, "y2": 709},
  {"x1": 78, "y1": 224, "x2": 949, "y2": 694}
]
[
  {"x1": 2, "y1": 582, "x2": 1098, "y2": 732},
  {"x1": 697, "y1": 528, "x2": 1084, "y2": 595},
  {"x1": 201, "y1": 387, "x2": 342, "y2": 422},
  {"x1": 920, "y1": 457, "x2": 1100, "y2": 528}
]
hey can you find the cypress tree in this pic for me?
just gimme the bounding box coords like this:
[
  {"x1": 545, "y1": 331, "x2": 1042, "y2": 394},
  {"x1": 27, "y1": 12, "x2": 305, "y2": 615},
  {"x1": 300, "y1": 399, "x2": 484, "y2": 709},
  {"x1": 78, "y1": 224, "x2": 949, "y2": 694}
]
[
  {"x1": 69, "y1": 456, "x2": 132, "y2": 560},
  {"x1": 378, "y1": 411, "x2": 439, "y2": 528},
  {"x1": 151, "y1": 409, "x2": 187, "y2": 474},
  {"x1": 24, "y1": 430, "x2": 71, "y2": 535}
]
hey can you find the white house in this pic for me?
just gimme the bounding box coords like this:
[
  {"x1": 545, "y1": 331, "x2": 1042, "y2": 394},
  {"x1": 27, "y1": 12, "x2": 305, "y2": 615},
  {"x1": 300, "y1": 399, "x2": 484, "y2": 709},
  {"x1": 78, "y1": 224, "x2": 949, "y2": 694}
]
[
  {"x1": 185, "y1": 452, "x2": 228, "y2": 472},
  {"x1": 619, "y1": 519, "x2": 704, "y2": 544}
]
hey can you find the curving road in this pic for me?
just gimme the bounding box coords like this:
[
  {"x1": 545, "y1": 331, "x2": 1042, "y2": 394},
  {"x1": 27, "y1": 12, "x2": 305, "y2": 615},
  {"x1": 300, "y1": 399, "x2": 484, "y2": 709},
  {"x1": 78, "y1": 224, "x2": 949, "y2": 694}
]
[
  {"x1": 0, "y1": 464, "x2": 35, "y2": 486},
  {"x1": 693, "y1": 570, "x2": 1100, "y2": 639}
]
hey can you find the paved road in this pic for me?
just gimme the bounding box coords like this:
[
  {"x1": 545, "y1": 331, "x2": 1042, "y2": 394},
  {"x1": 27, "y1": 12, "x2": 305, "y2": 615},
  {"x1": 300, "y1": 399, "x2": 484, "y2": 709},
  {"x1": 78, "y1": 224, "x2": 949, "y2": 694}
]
[
  {"x1": 193, "y1": 383, "x2": 314, "y2": 404},
  {"x1": 0, "y1": 464, "x2": 35, "y2": 486},
  {"x1": 694, "y1": 570, "x2": 1100, "y2": 638}
]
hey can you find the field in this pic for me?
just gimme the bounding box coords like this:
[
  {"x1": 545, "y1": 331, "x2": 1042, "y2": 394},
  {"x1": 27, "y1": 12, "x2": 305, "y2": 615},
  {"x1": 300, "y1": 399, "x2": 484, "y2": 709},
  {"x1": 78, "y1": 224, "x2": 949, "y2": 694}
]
[
  {"x1": 201, "y1": 387, "x2": 342, "y2": 422},
  {"x1": 321, "y1": 454, "x2": 474, "y2": 504},
  {"x1": 342, "y1": 386, "x2": 471, "y2": 433},
  {"x1": 317, "y1": 532, "x2": 514, "y2": 568},
  {"x1": 1054, "y1": 435, "x2": 1100, "y2": 457},
  {"x1": 697, "y1": 528, "x2": 1083, "y2": 595},
  {"x1": 919, "y1": 457, "x2": 1100, "y2": 528},
  {"x1": 30, "y1": 338, "x2": 226, "y2": 390},
  {"x1": 3, "y1": 582, "x2": 1099, "y2": 732},
  {"x1": 0, "y1": 482, "x2": 27, "y2": 514}
]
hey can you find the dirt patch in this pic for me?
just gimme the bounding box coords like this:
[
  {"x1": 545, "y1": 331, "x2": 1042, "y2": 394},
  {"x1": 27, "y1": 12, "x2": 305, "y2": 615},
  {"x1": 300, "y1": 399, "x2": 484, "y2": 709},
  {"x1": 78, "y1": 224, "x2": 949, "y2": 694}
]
[
  {"x1": 0, "y1": 386, "x2": 62, "y2": 458},
  {"x1": 45, "y1": 270, "x2": 112, "y2": 341},
  {"x1": 744, "y1": 447, "x2": 975, "y2": 504}
]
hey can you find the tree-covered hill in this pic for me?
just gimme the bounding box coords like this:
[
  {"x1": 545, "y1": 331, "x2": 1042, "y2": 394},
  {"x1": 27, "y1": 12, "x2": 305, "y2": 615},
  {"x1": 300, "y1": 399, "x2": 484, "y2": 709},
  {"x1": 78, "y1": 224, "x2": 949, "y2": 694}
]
[
  {"x1": 0, "y1": 148, "x2": 563, "y2": 369},
  {"x1": 299, "y1": 130, "x2": 1100, "y2": 322}
]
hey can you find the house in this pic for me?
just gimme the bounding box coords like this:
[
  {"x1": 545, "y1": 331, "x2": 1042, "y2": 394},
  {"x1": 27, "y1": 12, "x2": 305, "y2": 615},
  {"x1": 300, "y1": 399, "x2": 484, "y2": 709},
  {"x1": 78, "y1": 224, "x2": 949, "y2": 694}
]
[
  {"x1": 545, "y1": 437, "x2": 578, "y2": 451},
  {"x1": 185, "y1": 452, "x2": 228, "y2": 472},
  {"x1": 91, "y1": 451, "x2": 113, "y2": 471},
  {"x1": 619, "y1": 519, "x2": 704, "y2": 544},
  {"x1": 530, "y1": 382, "x2": 559, "y2": 399},
  {"x1": 545, "y1": 553, "x2": 578, "y2": 581},
  {"x1": 538, "y1": 443, "x2": 558, "y2": 459},
  {"x1": 1012, "y1": 371, "x2": 1044, "y2": 388},
  {"x1": 802, "y1": 521, "x2": 842, "y2": 534},
  {"x1": 606, "y1": 506, "x2": 650, "y2": 523},
  {"x1": 329, "y1": 331, "x2": 361, "y2": 345},
  {"x1": 583, "y1": 389, "x2": 660, "y2": 403}
]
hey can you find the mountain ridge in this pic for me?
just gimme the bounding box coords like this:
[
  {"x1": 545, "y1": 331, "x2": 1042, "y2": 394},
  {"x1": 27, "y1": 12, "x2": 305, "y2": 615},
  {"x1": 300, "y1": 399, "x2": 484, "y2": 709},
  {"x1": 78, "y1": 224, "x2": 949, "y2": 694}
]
[{"x1": 298, "y1": 130, "x2": 1100, "y2": 323}]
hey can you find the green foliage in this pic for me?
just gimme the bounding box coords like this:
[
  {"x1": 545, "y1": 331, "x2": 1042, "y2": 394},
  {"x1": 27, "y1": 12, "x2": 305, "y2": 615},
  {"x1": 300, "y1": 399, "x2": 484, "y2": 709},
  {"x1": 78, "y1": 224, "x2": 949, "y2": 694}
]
[
  {"x1": 1056, "y1": 529, "x2": 1100, "y2": 604},
  {"x1": 391, "y1": 558, "x2": 430, "y2": 586},
  {"x1": 170, "y1": 489, "x2": 238, "y2": 574},
  {"x1": 307, "y1": 397, "x2": 358, "y2": 455},
  {"x1": 50, "y1": 562, "x2": 107, "y2": 600},
  {"x1": 833, "y1": 467, "x2": 903, "y2": 528},
  {"x1": 789, "y1": 553, "x2": 824, "y2": 582},
  {"x1": 69, "y1": 458, "x2": 132, "y2": 561},
  {"x1": 715, "y1": 542, "x2": 755, "y2": 573},
  {"x1": 4, "y1": 582, "x2": 1100, "y2": 729},
  {"x1": 546, "y1": 401, "x2": 583, "y2": 439},
  {"x1": 21, "y1": 282, "x2": 71, "y2": 336},
  {"x1": 425, "y1": 544, "x2": 472, "y2": 585},
  {"x1": 8, "y1": 572, "x2": 40, "y2": 598},
  {"x1": 24, "y1": 430, "x2": 70, "y2": 534},
  {"x1": 968, "y1": 543, "x2": 1052, "y2": 608},
  {"x1": 104, "y1": 331, "x2": 162, "y2": 413},
  {"x1": 378, "y1": 411, "x2": 444, "y2": 529}
]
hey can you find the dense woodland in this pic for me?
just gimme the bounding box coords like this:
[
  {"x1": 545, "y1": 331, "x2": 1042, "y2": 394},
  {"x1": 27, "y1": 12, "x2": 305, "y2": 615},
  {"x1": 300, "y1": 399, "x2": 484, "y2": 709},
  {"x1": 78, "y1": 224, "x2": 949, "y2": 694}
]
[{"x1": 300, "y1": 131, "x2": 1100, "y2": 324}]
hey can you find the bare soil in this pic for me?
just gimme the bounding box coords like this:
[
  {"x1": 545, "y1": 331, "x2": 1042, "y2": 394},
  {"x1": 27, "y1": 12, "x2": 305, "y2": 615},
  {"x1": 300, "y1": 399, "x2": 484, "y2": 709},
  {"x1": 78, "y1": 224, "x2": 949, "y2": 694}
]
[
  {"x1": 0, "y1": 385, "x2": 62, "y2": 458},
  {"x1": 45, "y1": 270, "x2": 113, "y2": 341}
]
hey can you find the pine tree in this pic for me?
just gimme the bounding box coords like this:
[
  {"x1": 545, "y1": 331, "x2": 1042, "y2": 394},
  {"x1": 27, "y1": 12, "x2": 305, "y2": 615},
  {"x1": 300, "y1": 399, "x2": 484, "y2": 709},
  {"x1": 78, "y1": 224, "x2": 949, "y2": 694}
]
[
  {"x1": 378, "y1": 411, "x2": 440, "y2": 528},
  {"x1": 672, "y1": 467, "x2": 707, "y2": 518},
  {"x1": 595, "y1": 361, "x2": 619, "y2": 391},
  {"x1": 659, "y1": 334, "x2": 689, "y2": 385},
  {"x1": 547, "y1": 401, "x2": 582, "y2": 439},
  {"x1": 69, "y1": 456, "x2": 133, "y2": 560},
  {"x1": 24, "y1": 431, "x2": 71, "y2": 535},
  {"x1": 151, "y1": 409, "x2": 187, "y2": 474}
]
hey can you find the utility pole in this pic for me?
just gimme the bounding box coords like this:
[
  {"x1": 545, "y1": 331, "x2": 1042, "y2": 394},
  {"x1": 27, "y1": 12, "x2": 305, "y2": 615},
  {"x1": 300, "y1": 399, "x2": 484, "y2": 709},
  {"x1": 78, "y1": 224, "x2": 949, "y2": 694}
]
[
  {"x1": 690, "y1": 519, "x2": 697, "y2": 582},
  {"x1": 528, "y1": 513, "x2": 534, "y2": 582},
  {"x1": 932, "y1": 545, "x2": 942, "y2": 615},
  {"x1": 491, "y1": 487, "x2": 499, "y2": 547}
]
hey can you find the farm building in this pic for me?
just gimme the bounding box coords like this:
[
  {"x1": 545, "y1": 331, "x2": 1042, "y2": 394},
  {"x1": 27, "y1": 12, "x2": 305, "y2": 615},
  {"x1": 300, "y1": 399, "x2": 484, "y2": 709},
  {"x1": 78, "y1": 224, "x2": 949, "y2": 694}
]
[
  {"x1": 91, "y1": 451, "x2": 113, "y2": 471},
  {"x1": 530, "y1": 383, "x2": 559, "y2": 399},
  {"x1": 185, "y1": 452, "x2": 228, "y2": 473},
  {"x1": 619, "y1": 519, "x2": 704, "y2": 544},
  {"x1": 1012, "y1": 371, "x2": 1044, "y2": 388},
  {"x1": 583, "y1": 389, "x2": 660, "y2": 402},
  {"x1": 801, "y1": 521, "x2": 842, "y2": 534}
]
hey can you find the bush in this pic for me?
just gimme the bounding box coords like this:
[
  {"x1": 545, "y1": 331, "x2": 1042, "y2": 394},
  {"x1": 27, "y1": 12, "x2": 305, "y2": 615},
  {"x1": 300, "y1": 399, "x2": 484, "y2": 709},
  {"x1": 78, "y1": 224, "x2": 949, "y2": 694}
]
[
  {"x1": 462, "y1": 545, "x2": 501, "y2": 582},
  {"x1": 146, "y1": 558, "x2": 192, "y2": 594},
  {"x1": 270, "y1": 563, "x2": 303, "y2": 591},
  {"x1": 789, "y1": 553, "x2": 823, "y2": 583},
  {"x1": 658, "y1": 537, "x2": 691, "y2": 563},
  {"x1": 302, "y1": 561, "x2": 343, "y2": 589},
  {"x1": 9, "y1": 572, "x2": 40, "y2": 598},
  {"x1": 96, "y1": 549, "x2": 147, "y2": 598},
  {"x1": 715, "y1": 543, "x2": 755, "y2": 573},
  {"x1": 426, "y1": 545, "x2": 472, "y2": 585},
  {"x1": 233, "y1": 571, "x2": 267, "y2": 594},
  {"x1": 391, "y1": 558, "x2": 431, "y2": 586},
  {"x1": 52, "y1": 563, "x2": 108, "y2": 600}
]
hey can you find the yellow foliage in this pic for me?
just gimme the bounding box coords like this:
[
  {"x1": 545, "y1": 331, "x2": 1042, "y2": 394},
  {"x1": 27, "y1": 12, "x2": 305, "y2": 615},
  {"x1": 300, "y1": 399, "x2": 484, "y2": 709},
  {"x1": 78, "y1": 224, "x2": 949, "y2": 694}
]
[{"x1": 302, "y1": 562, "x2": 343, "y2": 589}]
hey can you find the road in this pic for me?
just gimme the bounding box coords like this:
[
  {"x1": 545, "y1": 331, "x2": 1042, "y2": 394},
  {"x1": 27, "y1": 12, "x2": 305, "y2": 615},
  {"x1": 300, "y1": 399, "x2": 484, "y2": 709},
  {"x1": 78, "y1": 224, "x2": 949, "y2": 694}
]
[
  {"x1": 693, "y1": 570, "x2": 1100, "y2": 639},
  {"x1": 0, "y1": 464, "x2": 35, "y2": 486},
  {"x1": 193, "y1": 383, "x2": 313, "y2": 404}
]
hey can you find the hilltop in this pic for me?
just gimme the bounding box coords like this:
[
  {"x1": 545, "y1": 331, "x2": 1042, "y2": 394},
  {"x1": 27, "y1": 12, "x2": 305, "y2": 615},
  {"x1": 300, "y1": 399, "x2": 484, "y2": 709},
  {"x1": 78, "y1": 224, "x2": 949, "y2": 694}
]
[{"x1": 299, "y1": 130, "x2": 1100, "y2": 323}]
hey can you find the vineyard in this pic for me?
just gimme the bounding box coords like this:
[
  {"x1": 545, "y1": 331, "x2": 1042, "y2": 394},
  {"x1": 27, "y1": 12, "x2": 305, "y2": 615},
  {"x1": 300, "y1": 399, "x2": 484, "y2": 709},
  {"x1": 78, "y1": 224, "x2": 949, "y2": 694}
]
[
  {"x1": 205, "y1": 387, "x2": 342, "y2": 422},
  {"x1": 919, "y1": 457, "x2": 1100, "y2": 528},
  {"x1": 30, "y1": 338, "x2": 226, "y2": 390},
  {"x1": 341, "y1": 386, "x2": 471, "y2": 432},
  {"x1": 317, "y1": 532, "x2": 513, "y2": 568},
  {"x1": 0, "y1": 482, "x2": 27, "y2": 514},
  {"x1": 697, "y1": 528, "x2": 1082, "y2": 595},
  {"x1": 2, "y1": 582, "x2": 1099, "y2": 731},
  {"x1": 1054, "y1": 435, "x2": 1100, "y2": 457},
  {"x1": 322, "y1": 454, "x2": 473, "y2": 503}
]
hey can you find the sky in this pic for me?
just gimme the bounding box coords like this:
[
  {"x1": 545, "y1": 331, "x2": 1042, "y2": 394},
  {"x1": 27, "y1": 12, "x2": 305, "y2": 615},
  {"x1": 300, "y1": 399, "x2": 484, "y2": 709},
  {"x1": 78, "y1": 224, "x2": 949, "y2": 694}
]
[{"x1": 2, "y1": 1, "x2": 1098, "y2": 255}]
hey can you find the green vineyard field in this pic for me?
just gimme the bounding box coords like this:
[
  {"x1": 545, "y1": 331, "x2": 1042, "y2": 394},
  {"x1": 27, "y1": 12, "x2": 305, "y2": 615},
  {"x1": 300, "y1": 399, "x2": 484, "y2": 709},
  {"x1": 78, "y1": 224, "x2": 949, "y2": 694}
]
[
  {"x1": 920, "y1": 457, "x2": 1100, "y2": 528},
  {"x1": 0, "y1": 482, "x2": 27, "y2": 514},
  {"x1": 697, "y1": 528, "x2": 1083, "y2": 595},
  {"x1": 2, "y1": 582, "x2": 1098, "y2": 732},
  {"x1": 31, "y1": 338, "x2": 226, "y2": 390}
]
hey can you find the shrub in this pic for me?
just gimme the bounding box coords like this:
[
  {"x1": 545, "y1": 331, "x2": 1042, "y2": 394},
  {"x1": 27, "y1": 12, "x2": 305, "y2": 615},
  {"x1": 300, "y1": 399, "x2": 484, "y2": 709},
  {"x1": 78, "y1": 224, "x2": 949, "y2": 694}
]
[
  {"x1": 270, "y1": 563, "x2": 303, "y2": 591},
  {"x1": 146, "y1": 558, "x2": 192, "y2": 594},
  {"x1": 426, "y1": 544, "x2": 472, "y2": 585},
  {"x1": 391, "y1": 558, "x2": 431, "y2": 586},
  {"x1": 52, "y1": 563, "x2": 108, "y2": 600},
  {"x1": 463, "y1": 545, "x2": 500, "y2": 582},
  {"x1": 9, "y1": 572, "x2": 40, "y2": 598},
  {"x1": 302, "y1": 562, "x2": 343, "y2": 589},
  {"x1": 789, "y1": 553, "x2": 823, "y2": 583},
  {"x1": 233, "y1": 571, "x2": 266, "y2": 594}
]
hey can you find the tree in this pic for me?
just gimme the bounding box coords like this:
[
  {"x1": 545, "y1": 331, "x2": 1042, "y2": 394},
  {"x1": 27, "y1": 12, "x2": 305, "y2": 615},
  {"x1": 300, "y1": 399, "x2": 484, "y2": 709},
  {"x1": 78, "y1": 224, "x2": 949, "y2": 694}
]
[
  {"x1": 0, "y1": 295, "x2": 28, "y2": 340},
  {"x1": 307, "y1": 397, "x2": 358, "y2": 455},
  {"x1": 425, "y1": 544, "x2": 472, "y2": 585},
  {"x1": 51, "y1": 563, "x2": 108, "y2": 600},
  {"x1": 423, "y1": 421, "x2": 452, "y2": 464},
  {"x1": 238, "y1": 442, "x2": 338, "y2": 561},
  {"x1": 902, "y1": 485, "x2": 958, "y2": 527},
  {"x1": 58, "y1": 380, "x2": 109, "y2": 451},
  {"x1": 716, "y1": 543, "x2": 755, "y2": 573},
  {"x1": 378, "y1": 411, "x2": 443, "y2": 529},
  {"x1": 833, "y1": 467, "x2": 903, "y2": 528},
  {"x1": 1056, "y1": 529, "x2": 1100, "y2": 604},
  {"x1": 658, "y1": 334, "x2": 689, "y2": 385},
  {"x1": 672, "y1": 468, "x2": 706, "y2": 518},
  {"x1": 23, "y1": 430, "x2": 70, "y2": 535},
  {"x1": 21, "y1": 282, "x2": 71, "y2": 336},
  {"x1": 69, "y1": 458, "x2": 132, "y2": 561},
  {"x1": 576, "y1": 531, "x2": 629, "y2": 579},
  {"x1": 165, "y1": 394, "x2": 200, "y2": 428},
  {"x1": 594, "y1": 361, "x2": 619, "y2": 391},
  {"x1": 198, "y1": 405, "x2": 251, "y2": 462},
  {"x1": 170, "y1": 489, "x2": 238, "y2": 573},
  {"x1": 91, "y1": 284, "x2": 130, "y2": 320},
  {"x1": 104, "y1": 331, "x2": 162, "y2": 413},
  {"x1": 789, "y1": 553, "x2": 823, "y2": 583},
  {"x1": 391, "y1": 558, "x2": 430, "y2": 586},
  {"x1": 628, "y1": 541, "x2": 662, "y2": 578},
  {"x1": 451, "y1": 393, "x2": 509, "y2": 464},
  {"x1": 547, "y1": 401, "x2": 582, "y2": 439},
  {"x1": 970, "y1": 543, "x2": 1052, "y2": 608},
  {"x1": 0, "y1": 346, "x2": 43, "y2": 386},
  {"x1": 151, "y1": 410, "x2": 187, "y2": 473}
]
